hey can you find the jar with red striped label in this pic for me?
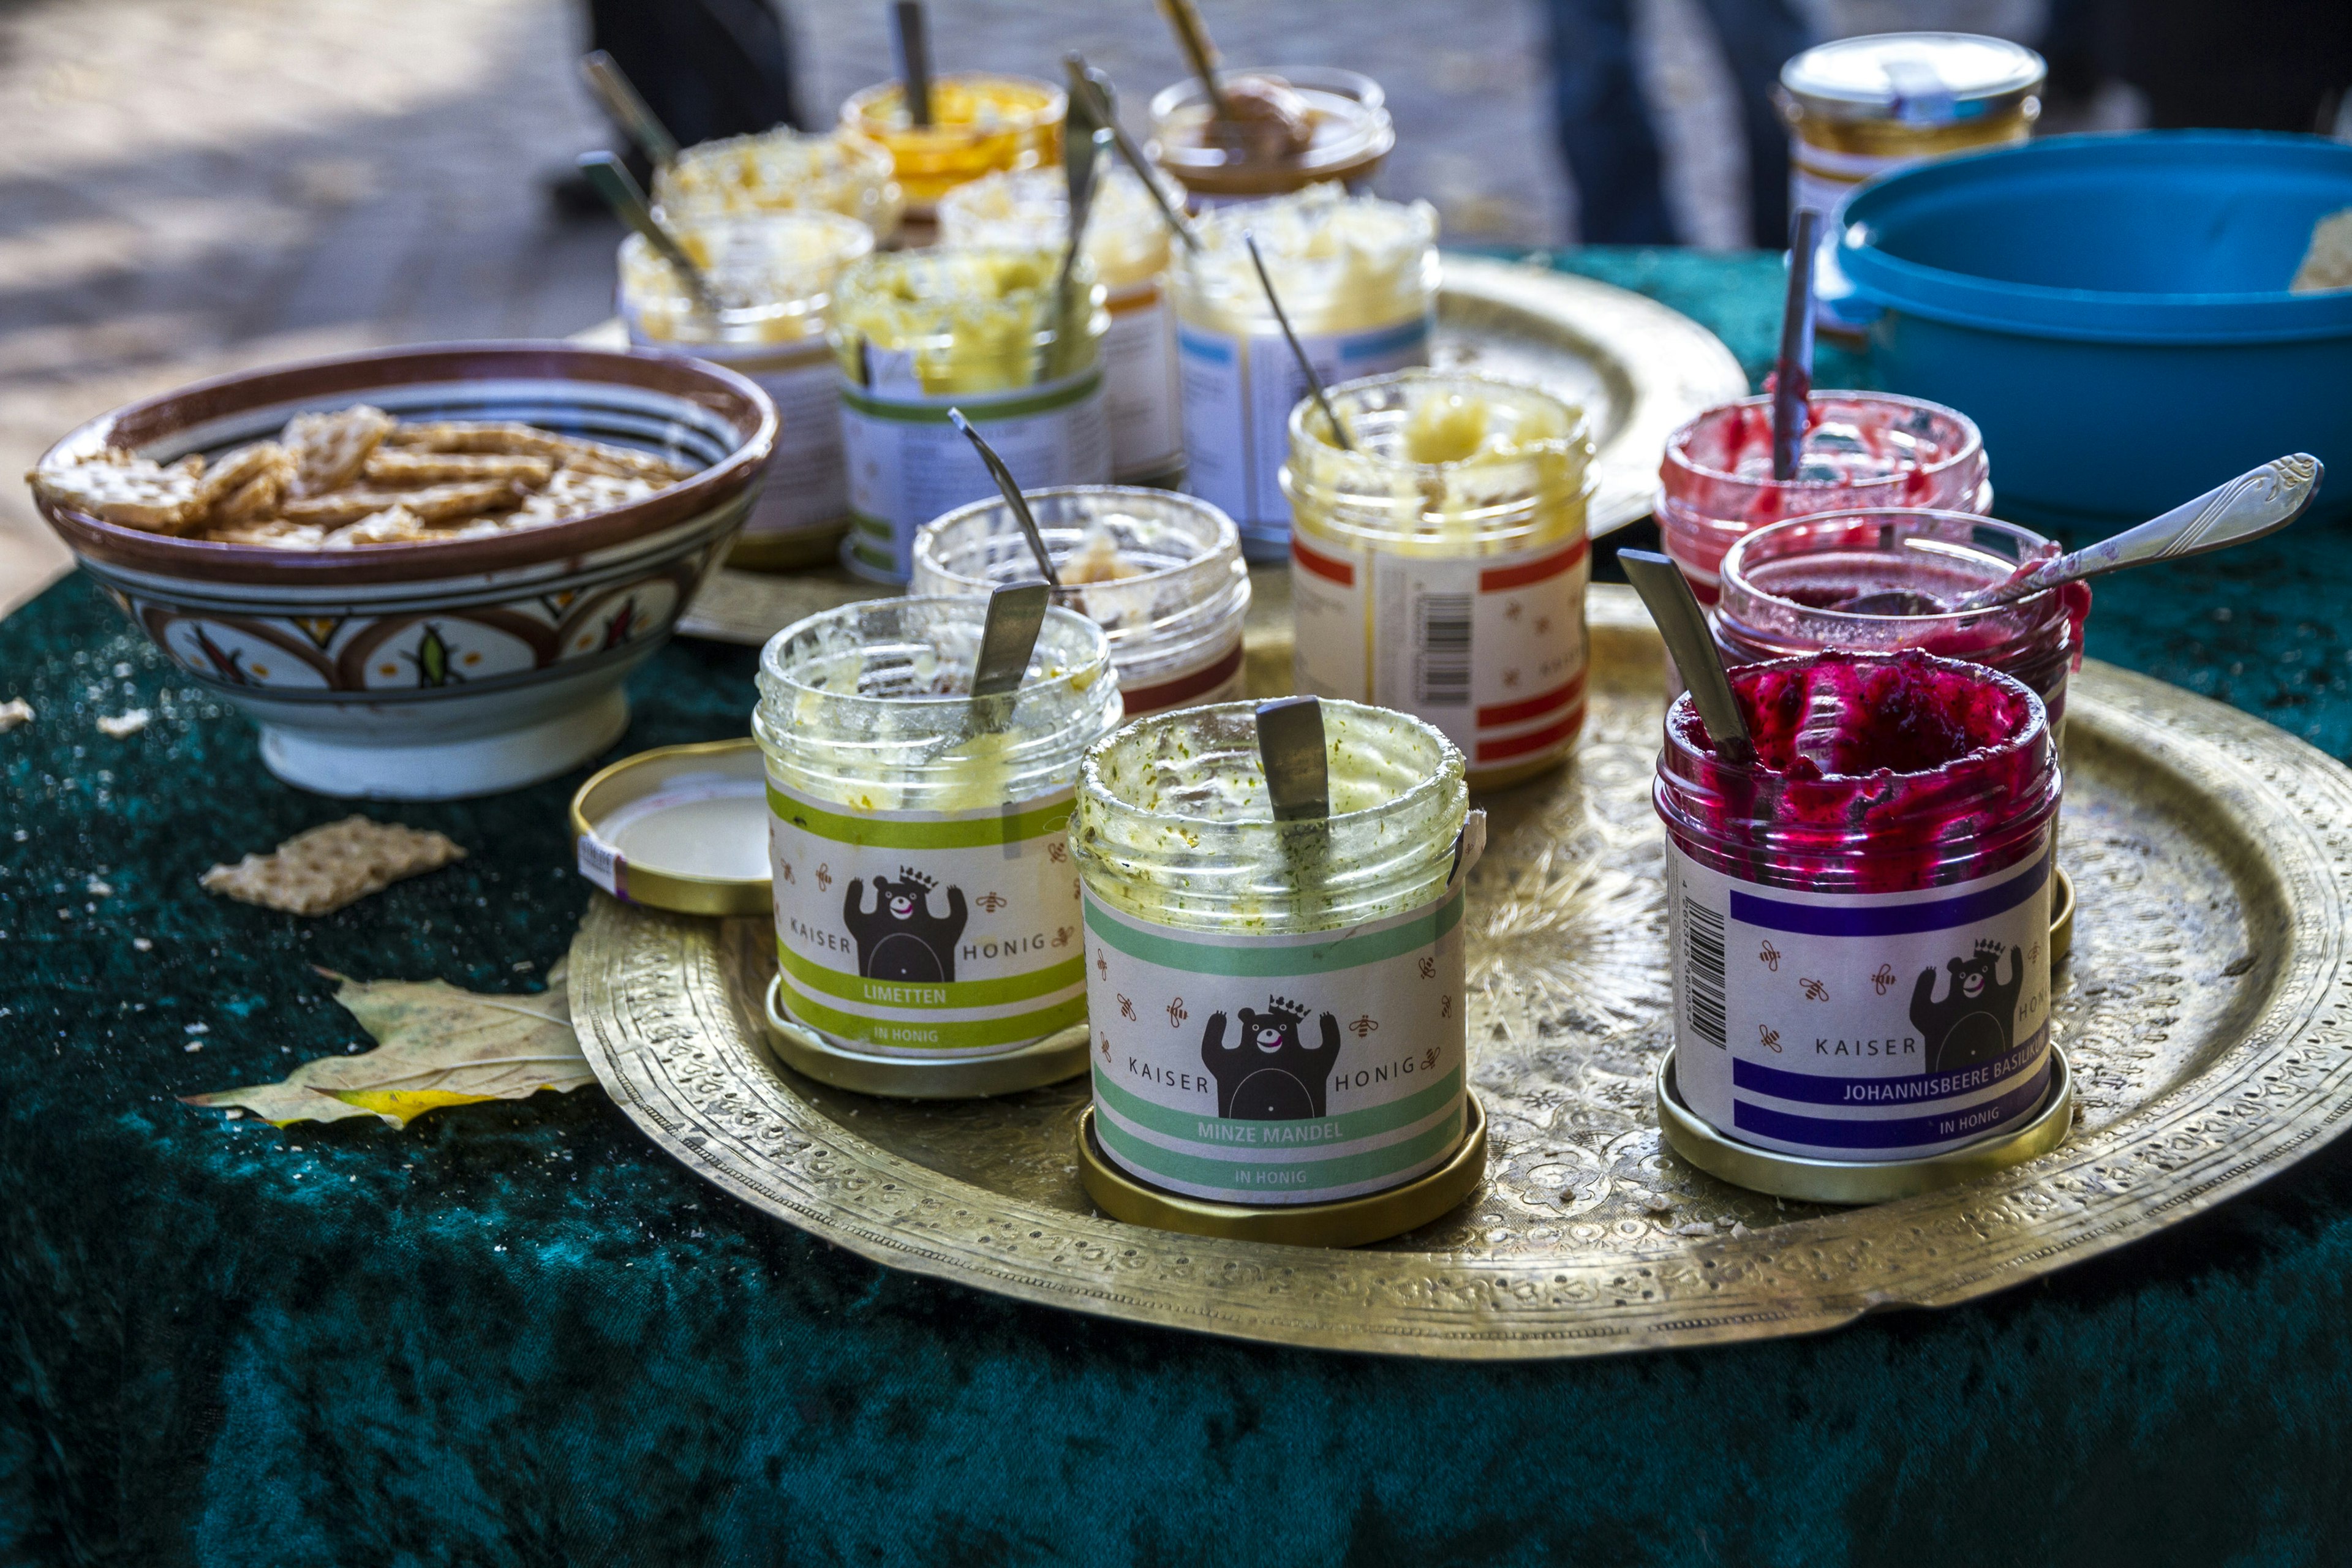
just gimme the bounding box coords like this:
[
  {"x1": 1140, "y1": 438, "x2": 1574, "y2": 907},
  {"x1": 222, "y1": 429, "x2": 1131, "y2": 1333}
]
[
  {"x1": 1283, "y1": 371, "x2": 1594, "y2": 790},
  {"x1": 913, "y1": 487, "x2": 1250, "y2": 717}
]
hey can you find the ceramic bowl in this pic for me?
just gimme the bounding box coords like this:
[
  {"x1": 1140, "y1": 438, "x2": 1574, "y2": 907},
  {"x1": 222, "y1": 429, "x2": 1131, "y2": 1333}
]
[{"x1": 32, "y1": 342, "x2": 777, "y2": 799}]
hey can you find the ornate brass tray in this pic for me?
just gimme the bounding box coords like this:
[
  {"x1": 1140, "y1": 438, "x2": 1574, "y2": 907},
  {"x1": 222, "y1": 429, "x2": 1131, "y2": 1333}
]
[{"x1": 574, "y1": 586, "x2": 2352, "y2": 1358}]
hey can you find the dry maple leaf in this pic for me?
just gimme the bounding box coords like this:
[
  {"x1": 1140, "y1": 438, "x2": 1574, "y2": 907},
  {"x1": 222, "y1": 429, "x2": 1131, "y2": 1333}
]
[{"x1": 181, "y1": 961, "x2": 589, "y2": 1128}]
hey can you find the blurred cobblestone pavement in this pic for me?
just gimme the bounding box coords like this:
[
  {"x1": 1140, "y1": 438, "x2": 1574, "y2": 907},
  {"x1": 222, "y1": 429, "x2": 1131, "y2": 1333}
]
[
  {"x1": 0, "y1": 0, "x2": 2048, "y2": 612},
  {"x1": 0, "y1": 0, "x2": 1593, "y2": 615}
]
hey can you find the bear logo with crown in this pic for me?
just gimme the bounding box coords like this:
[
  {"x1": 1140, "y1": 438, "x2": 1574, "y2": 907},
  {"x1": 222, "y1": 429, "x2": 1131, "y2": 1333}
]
[
  {"x1": 843, "y1": 867, "x2": 969, "y2": 984},
  {"x1": 1910, "y1": 938, "x2": 2026, "y2": 1074},
  {"x1": 1200, "y1": 995, "x2": 1343, "y2": 1120}
]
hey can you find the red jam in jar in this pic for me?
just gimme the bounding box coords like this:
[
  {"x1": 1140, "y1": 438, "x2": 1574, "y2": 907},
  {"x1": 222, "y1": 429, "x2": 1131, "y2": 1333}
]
[
  {"x1": 1713, "y1": 508, "x2": 2090, "y2": 732},
  {"x1": 1656, "y1": 651, "x2": 2060, "y2": 1163},
  {"x1": 1657, "y1": 391, "x2": 1989, "y2": 603}
]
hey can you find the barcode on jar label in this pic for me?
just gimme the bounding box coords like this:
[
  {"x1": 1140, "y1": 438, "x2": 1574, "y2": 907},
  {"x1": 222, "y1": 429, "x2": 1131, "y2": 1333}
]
[
  {"x1": 1291, "y1": 531, "x2": 1589, "y2": 769},
  {"x1": 1665, "y1": 837, "x2": 2056, "y2": 1162}
]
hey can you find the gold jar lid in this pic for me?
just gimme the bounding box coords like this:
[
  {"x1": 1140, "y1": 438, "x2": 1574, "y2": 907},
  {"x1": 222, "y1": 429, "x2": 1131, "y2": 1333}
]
[
  {"x1": 570, "y1": 739, "x2": 772, "y2": 916},
  {"x1": 1076, "y1": 1095, "x2": 1488, "y2": 1247},
  {"x1": 1656, "y1": 1044, "x2": 2073, "y2": 1205},
  {"x1": 1778, "y1": 32, "x2": 2044, "y2": 125}
]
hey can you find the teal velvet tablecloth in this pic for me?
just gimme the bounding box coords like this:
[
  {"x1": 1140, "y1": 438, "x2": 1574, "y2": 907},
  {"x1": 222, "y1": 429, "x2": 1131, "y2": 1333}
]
[{"x1": 9, "y1": 251, "x2": 2352, "y2": 1567}]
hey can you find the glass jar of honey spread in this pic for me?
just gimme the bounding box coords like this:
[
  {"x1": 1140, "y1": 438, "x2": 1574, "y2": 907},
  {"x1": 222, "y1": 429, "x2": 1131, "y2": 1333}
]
[
  {"x1": 1071, "y1": 699, "x2": 1476, "y2": 1205},
  {"x1": 913, "y1": 486, "x2": 1249, "y2": 717},
  {"x1": 1657, "y1": 650, "x2": 2060, "y2": 1163},
  {"x1": 1713, "y1": 508, "x2": 2090, "y2": 733},
  {"x1": 651, "y1": 126, "x2": 905, "y2": 244},
  {"x1": 839, "y1": 72, "x2": 1065, "y2": 227},
  {"x1": 756, "y1": 597, "x2": 1121, "y2": 1060},
  {"x1": 1147, "y1": 66, "x2": 1394, "y2": 206},
  {"x1": 1776, "y1": 33, "x2": 2043, "y2": 333},
  {"x1": 620, "y1": 211, "x2": 875, "y2": 570},
  {"x1": 1657, "y1": 390, "x2": 1989, "y2": 605},
  {"x1": 828, "y1": 246, "x2": 1112, "y2": 581},
  {"x1": 940, "y1": 166, "x2": 1187, "y2": 484},
  {"x1": 1284, "y1": 371, "x2": 1594, "y2": 790},
  {"x1": 1172, "y1": 185, "x2": 1439, "y2": 559}
]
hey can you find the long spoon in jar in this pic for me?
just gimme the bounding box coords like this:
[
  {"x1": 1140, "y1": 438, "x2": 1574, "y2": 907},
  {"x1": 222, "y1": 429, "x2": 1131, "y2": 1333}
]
[
  {"x1": 1836, "y1": 453, "x2": 2326, "y2": 617},
  {"x1": 1244, "y1": 232, "x2": 1351, "y2": 451},
  {"x1": 576, "y1": 152, "x2": 726, "y2": 317},
  {"x1": 579, "y1": 51, "x2": 681, "y2": 168},
  {"x1": 1770, "y1": 207, "x2": 1822, "y2": 483},
  {"x1": 1621, "y1": 549, "x2": 1753, "y2": 766},
  {"x1": 948, "y1": 409, "x2": 1061, "y2": 589},
  {"x1": 1065, "y1": 56, "x2": 1203, "y2": 253}
]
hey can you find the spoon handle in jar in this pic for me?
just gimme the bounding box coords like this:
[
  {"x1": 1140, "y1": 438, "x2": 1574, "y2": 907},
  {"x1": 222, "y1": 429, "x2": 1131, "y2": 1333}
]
[
  {"x1": 892, "y1": 1, "x2": 934, "y2": 127},
  {"x1": 971, "y1": 581, "x2": 1051, "y2": 701},
  {"x1": 579, "y1": 51, "x2": 680, "y2": 168},
  {"x1": 1256, "y1": 696, "x2": 1331, "y2": 822},
  {"x1": 1066, "y1": 56, "x2": 1204, "y2": 252},
  {"x1": 1770, "y1": 208, "x2": 1821, "y2": 484},
  {"x1": 948, "y1": 409, "x2": 1061, "y2": 588},
  {"x1": 1953, "y1": 453, "x2": 2324, "y2": 612},
  {"x1": 575, "y1": 153, "x2": 725, "y2": 316},
  {"x1": 1621, "y1": 549, "x2": 1753, "y2": 764}
]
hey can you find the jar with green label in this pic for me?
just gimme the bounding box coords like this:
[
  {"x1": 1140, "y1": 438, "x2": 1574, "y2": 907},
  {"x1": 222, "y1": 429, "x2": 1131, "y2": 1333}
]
[
  {"x1": 620, "y1": 211, "x2": 875, "y2": 570},
  {"x1": 1284, "y1": 370, "x2": 1594, "y2": 790},
  {"x1": 756, "y1": 597, "x2": 1121, "y2": 1059},
  {"x1": 1069, "y1": 699, "x2": 1477, "y2": 1205},
  {"x1": 829, "y1": 246, "x2": 1112, "y2": 581},
  {"x1": 940, "y1": 166, "x2": 1186, "y2": 484},
  {"x1": 1171, "y1": 185, "x2": 1438, "y2": 560}
]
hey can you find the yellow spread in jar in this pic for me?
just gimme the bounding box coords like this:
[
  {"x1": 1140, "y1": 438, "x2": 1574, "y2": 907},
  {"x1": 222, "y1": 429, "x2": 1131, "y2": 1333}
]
[
  {"x1": 839, "y1": 73, "x2": 1065, "y2": 212},
  {"x1": 1178, "y1": 184, "x2": 1438, "y2": 335},
  {"x1": 652, "y1": 127, "x2": 904, "y2": 240},
  {"x1": 829, "y1": 247, "x2": 1102, "y2": 394},
  {"x1": 619, "y1": 211, "x2": 874, "y2": 347},
  {"x1": 937, "y1": 166, "x2": 1180, "y2": 293}
]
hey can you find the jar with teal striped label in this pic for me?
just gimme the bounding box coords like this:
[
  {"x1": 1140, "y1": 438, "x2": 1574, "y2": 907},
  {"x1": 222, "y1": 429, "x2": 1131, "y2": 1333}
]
[
  {"x1": 755, "y1": 597, "x2": 1123, "y2": 1059},
  {"x1": 1070, "y1": 699, "x2": 1480, "y2": 1205}
]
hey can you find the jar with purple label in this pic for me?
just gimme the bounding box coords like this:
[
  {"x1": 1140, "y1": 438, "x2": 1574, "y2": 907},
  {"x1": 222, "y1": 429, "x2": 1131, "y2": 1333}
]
[
  {"x1": 1713, "y1": 508, "x2": 2089, "y2": 731},
  {"x1": 1657, "y1": 650, "x2": 2060, "y2": 1163},
  {"x1": 1657, "y1": 391, "x2": 1989, "y2": 603}
]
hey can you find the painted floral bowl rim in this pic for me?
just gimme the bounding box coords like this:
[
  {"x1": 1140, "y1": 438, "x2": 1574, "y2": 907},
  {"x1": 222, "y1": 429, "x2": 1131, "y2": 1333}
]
[{"x1": 29, "y1": 340, "x2": 780, "y2": 588}]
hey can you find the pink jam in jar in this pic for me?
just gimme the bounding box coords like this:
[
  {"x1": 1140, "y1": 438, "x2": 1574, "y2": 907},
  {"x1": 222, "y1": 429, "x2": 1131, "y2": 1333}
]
[
  {"x1": 1657, "y1": 650, "x2": 2060, "y2": 1163},
  {"x1": 1657, "y1": 391, "x2": 1989, "y2": 603},
  {"x1": 1713, "y1": 508, "x2": 2090, "y2": 731}
]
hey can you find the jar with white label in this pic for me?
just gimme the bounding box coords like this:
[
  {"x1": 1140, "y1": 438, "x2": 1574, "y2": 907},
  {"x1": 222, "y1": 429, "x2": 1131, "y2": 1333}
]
[
  {"x1": 620, "y1": 211, "x2": 875, "y2": 571},
  {"x1": 1776, "y1": 33, "x2": 2043, "y2": 333},
  {"x1": 828, "y1": 246, "x2": 1112, "y2": 581},
  {"x1": 1657, "y1": 649, "x2": 2060, "y2": 1164},
  {"x1": 755, "y1": 596, "x2": 1121, "y2": 1060},
  {"x1": 1171, "y1": 185, "x2": 1439, "y2": 560},
  {"x1": 1070, "y1": 699, "x2": 1476, "y2": 1207},
  {"x1": 912, "y1": 487, "x2": 1248, "y2": 716},
  {"x1": 652, "y1": 127, "x2": 905, "y2": 244},
  {"x1": 1284, "y1": 371, "x2": 1594, "y2": 790},
  {"x1": 939, "y1": 167, "x2": 1186, "y2": 484}
]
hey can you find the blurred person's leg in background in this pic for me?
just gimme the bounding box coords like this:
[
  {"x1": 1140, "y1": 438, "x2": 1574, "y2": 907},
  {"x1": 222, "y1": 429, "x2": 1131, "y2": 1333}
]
[
  {"x1": 1548, "y1": 0, "x2": 1675, "y2": 243},
  {"x1": 2107, "y1": 0, "x2": 2352, "y2": 134},
  {"x1": 1695, "y1": 0, "x2": 1809, "y2": 248},
  {"x1": 1547, "y1": 0, "x2": 1811, "y2": 248},
  {"x1": 587, "y1": 0, "x2": 805, "y2": 153}
]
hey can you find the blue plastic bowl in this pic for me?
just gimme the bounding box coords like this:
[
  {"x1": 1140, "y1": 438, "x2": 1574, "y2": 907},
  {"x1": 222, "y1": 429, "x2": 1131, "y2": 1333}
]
[{"x1": 1837, "y1": 132, "x2": 2352, "y2": 529}]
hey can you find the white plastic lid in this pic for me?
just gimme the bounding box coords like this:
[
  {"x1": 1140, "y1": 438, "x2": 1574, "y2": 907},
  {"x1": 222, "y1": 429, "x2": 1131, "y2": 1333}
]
[{"x1": 1780, "y1": 32, "x2": 2045, "y2": 122}]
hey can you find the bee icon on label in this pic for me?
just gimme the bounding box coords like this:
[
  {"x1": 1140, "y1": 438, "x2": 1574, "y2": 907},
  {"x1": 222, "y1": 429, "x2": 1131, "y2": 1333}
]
[
  {"x1": 1759, "y1": 940, "x2": 1782, "y2": 971},
  {"x1": 1800, "y1": 978, "x2": 1828, "y2": 1001},
  {"x1": 1872, "y1": 963, "x2": 1898, "y2": 995},
  {"x1": 1759, "y1": 1023, "x2": 1782, "y2": 1053}
]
